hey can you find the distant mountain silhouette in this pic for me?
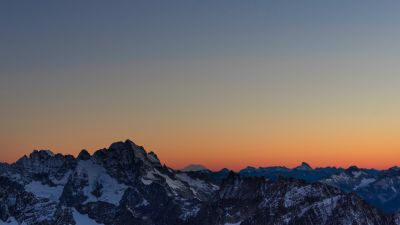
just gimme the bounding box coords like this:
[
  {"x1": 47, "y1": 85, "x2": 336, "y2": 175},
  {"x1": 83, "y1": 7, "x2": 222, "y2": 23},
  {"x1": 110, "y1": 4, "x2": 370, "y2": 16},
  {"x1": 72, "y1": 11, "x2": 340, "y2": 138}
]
[{"x1": 181, "y1": 164, "x2": 209, "y2": 172}]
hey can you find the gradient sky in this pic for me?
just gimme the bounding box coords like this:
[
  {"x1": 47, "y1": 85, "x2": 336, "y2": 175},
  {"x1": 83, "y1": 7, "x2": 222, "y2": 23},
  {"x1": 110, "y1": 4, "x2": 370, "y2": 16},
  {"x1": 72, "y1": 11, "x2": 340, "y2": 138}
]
[{"x1": 1, "y1": 1, "x2": 400, "y2": 170}]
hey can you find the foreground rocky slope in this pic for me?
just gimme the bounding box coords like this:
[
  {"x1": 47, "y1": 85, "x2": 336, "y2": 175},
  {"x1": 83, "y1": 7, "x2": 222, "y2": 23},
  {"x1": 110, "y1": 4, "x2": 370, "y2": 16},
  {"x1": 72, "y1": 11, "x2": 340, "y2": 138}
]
[
  {"x1": 189, "y1": 173, "x2": 393, "y2": 225},
  {"x1": 0, "y1": 140, "x2": 398, "y2": 225},
  {"x1": 224, "y1": 163, "x2": 400, "y2": 213}
]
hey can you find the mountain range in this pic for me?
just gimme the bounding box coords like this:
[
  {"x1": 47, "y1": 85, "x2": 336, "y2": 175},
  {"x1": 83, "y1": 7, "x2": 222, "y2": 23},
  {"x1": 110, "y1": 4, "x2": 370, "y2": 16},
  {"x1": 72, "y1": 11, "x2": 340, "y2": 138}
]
[
  {"x1": 0, "y1": 139, "x2": 400, "y2": 225},
  {"x1": 195, "y1": 161, "x2": 400, "y2": 214}
]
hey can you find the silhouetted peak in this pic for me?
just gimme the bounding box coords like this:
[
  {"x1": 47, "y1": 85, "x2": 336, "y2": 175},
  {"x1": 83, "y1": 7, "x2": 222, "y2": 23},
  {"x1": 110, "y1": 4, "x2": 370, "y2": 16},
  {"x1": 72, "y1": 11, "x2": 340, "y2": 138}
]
[
  {"x1": 108, "y1": 139, "x2": 147, "y2": 159},
  {"x1": 89, "y1": 139, "x2": 158, "y2": 169},
  {"x1": 346, "y1": 166, "x2": 360, "y2": 173},
  {"x1": 77, "y1": 149, "x2": 91, "y2": 160},
  {"x1": 181, "y1": 164, "x2": 208, "y2": 172},
  {"x1": 109, "y1": 141, "x2": 128, "y2": 151},
  {"x1": 384, "y1": 166, "x2": 400, "y2": 177},
  {"x1": 219, "y1": 168, "x2": 230, "y2": 173},
  {"x1": 29, "y1": 150, "x2": 55, "y2": 159},
  {"x1": 294, "y1": 162, "x2": 313, "y2": 171},
  {"x1": 124, "y1": 139, "x2": 140, "y2": 147}
]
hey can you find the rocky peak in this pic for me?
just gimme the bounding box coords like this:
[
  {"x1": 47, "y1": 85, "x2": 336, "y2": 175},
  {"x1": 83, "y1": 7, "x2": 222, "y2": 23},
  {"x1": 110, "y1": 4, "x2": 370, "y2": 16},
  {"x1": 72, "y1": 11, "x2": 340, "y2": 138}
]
[
  {"x1": 294, "y1": 162, "x2": 313, "y2": 171},
  {"x1": 1, "y1": 139, "x2": 400, "y2": 225},
  {"x1": 29, "y1": 150, "x2": 55, "y2": 159},
  {"x1": 345, "y1": 165, "x2": 360, "y2": 173},
  {"x1": 89, "y1": 139, "x2": 164, "y2": 185},
  {"x1": 147, "y1": 151, "x2": 161, "y2": 165},
  {"x1": 11, "y1": 149, "x2": 76, "y2": 184},
  {"x1": 104, "y1": 139, "x2": 163, "y2": 168},
  {"x1": 389, "y1": 166, "x2": 400, "y2": 172},
  {"x1": 219, "y1": 171, "x2": 266, "y2": 200},
  {"x1": 77, "y1": 149, "x2": 91, "y2": 160},
  {"x1": 221, "y1": 171, "x2": 263, "y2": 188},
  {"x1": 219, "y1": 168, "x2": 230, "y2": 173},
  {"x1": 383, "y1": 166, "x2": 400, "y2": 177},
  {"x1": 107, "y1": 139, "x2": 147, "y2": 161}
]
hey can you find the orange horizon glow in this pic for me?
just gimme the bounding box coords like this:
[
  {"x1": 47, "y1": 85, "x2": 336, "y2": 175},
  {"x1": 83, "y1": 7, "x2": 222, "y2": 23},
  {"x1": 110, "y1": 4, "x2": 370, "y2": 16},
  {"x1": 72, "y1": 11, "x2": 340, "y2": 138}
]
[
  {"x1": 2, "y1": 1, "x2": 400, "y2": 173},
  {"x1": 1, "y1": 133, "x2": 399, "y2": 171}
]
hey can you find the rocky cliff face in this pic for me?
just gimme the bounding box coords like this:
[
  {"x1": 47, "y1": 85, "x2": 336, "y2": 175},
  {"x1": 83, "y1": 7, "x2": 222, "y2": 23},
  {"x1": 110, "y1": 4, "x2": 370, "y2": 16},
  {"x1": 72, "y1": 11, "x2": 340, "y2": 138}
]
[
  {"x1": 188, "y1": 173, "x2": 393, "y2": 225},
  {"x1": 0, "y1": 140, "x2": 398, "y2": 225}
]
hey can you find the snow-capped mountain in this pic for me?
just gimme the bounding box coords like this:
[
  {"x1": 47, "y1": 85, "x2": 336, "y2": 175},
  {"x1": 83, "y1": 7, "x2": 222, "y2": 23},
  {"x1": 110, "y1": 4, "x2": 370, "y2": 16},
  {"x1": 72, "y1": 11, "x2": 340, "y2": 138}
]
[
  {"x1": 181, "y1": 164, "x2": 209, "y2": 172},
  {"x1": 355, "y1": 167, "x2": 400, "y2": 213},
  {"x1": 187, "y1": 173, "x2": 393, "y2": 225},
  {"x1": 0, "y1": 140, "x2": 218, "y2": 225},
  {"x1": 320, "y1": 166, "x2": 378, "y2": 192},
  {"x1": 235, "y1": 163, "x2": 400, "y2": 214},
  {"x1": 0, "y1": 139, "x2": 399, "y2": 225}
]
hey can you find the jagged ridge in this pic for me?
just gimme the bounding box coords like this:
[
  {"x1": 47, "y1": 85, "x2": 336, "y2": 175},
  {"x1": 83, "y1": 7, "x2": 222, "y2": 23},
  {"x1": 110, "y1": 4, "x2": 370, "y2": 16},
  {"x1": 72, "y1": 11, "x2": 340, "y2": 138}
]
[{"x1": 0, "y1": 139, "x2": 399, "y2": 225}]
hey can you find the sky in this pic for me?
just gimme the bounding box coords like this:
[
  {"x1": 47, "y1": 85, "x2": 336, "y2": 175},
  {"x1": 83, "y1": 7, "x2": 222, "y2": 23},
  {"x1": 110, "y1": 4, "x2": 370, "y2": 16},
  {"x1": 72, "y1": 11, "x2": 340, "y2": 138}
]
[{"x1": 1, "y1": 0, "x2": 400, "y2": 171}]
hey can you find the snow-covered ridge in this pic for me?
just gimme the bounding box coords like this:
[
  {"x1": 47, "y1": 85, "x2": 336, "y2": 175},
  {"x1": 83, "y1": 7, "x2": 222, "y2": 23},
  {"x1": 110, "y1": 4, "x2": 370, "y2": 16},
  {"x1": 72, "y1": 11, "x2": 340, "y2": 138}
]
[
  {"x1": 1, "y1": 139, "x2": 400, "y2": 225},
  {"x1": 75, "y1": 159, "x2": 128, "y2": 205}
]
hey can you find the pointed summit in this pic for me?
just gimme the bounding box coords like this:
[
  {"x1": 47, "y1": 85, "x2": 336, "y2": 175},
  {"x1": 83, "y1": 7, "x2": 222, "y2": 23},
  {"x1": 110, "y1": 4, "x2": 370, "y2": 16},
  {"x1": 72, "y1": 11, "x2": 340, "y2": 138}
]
[
  {"x1": 294, "y1": 162, "x2": 313, "y2": 171},
  {"x1": 77, "y1": 149, "x2": 91, "y2": 160}
]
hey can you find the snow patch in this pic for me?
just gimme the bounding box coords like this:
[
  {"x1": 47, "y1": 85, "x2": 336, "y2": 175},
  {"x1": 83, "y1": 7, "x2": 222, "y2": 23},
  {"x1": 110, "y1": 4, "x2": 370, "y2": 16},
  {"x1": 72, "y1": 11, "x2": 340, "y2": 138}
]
[
  {"x1": 72, "y1": 208, "x2": 103, "y2": 225},
  {"x1": 154, "y1": 169, "x2": 185, "y2": 191},
  {"x1": 353, "y1": 171, "x2": 363, "y2": 178},
  {"x1": 176, "y1": 173, "x2": 219, "y2": 194},
  {"x1": 141, "y1": 178, "x2": 153, "y2": 185},
  {"x1": 141, "y1": 171, "x2": 158, "y2": 185},
  {"x1": 300, "y1": 196, "x2": 340, "y2": 217},
  {"x1": 354, "y1": 178, "x2": 376, "y2": 190},
  {"x1": 0, "y1": 218, "x2": 27, "y2": 225},
  {"x1": 76, "y1": 160, "x2": 128, "y2": 205},
  {"x1": 224, "y1": 222, "x2": 242, "y2": 225},
  {"x1": 135, "y1": 199, "x2": 149, "y2": 207},
  {"x1": 25, "y1": 181, "x2": 63, "y2": 201}
]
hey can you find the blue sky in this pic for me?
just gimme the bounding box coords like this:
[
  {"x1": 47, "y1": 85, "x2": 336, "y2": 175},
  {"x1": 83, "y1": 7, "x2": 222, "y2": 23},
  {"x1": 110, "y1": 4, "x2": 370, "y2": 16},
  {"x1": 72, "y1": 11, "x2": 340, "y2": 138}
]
[{"x1": 1, "y1": 1, "x2": 400, "y2": 169}]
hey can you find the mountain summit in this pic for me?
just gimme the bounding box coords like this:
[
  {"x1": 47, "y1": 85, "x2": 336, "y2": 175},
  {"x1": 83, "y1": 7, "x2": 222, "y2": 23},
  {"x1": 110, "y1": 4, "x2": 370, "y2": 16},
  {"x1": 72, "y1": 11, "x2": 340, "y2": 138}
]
[
  {"x1": 294, "y1": 162, "x2": 313, "y2": 171},
  {"x1": 181, "y1": 164, "x2": 209, "y2": 172},
  {"x1": 0, "y1": 139, "x2": 399, "y2": 225}
]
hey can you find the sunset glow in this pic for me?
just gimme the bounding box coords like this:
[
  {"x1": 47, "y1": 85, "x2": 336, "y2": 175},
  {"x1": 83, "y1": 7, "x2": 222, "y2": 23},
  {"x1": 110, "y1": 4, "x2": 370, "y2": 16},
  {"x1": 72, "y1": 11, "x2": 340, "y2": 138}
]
[{"x1": 1, "y1": 0, "x2": 400, "y2": 171}]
